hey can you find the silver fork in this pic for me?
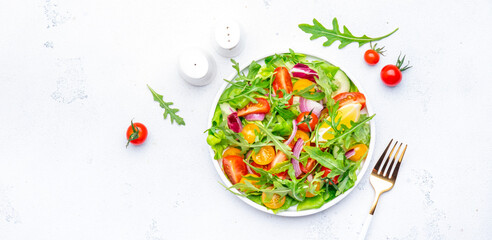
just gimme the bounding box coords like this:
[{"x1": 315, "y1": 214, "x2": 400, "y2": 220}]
[{"x1": 358, "y1": 139, "x2": 408, "y2": 240}]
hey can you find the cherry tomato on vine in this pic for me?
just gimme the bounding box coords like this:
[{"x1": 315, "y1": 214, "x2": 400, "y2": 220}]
[
  {"x1": 296, "y1": 112, "x2": 318, "y2": 132},
  {"x1": 364, "y1": 50, "x2": 379, "y2": 65},
  {"x1": 364, "y1": 43, "x2": 385, "y2": 65},
  {"x1": 126, "y1": 121, "x2": 148, "y2": 147},
  {"x1": 381, "y1": 54, "x2": 412, "y2": 87}
]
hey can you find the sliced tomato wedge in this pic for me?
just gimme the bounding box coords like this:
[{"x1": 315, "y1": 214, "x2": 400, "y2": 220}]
[
  {"x1": 268, "y1": 151, "x2": 288, "y2": 179},
  {"x1": 300, "y1": 158, "x2": 316, "y2": 174},
  {"x1": 320, "y1": 166, "x2": 339, "y2": 185},
  {"x1": 250, "y1": 161, "x2": 271, "y2": 176},
  {"x1": 332, "y1": 92, "x2": 366, "y2": 110},
  {"x1": 237, "y1": 98, "x2": 271, "y2": 117},
  {"x1": 222, "y1": 155, "x2": 248, "y2": 184},
  {"x1": 273, "y1": 67, "x2": 293, "y2": 105}
]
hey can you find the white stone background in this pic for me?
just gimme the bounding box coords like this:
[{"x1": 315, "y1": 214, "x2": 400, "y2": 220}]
[{"x1": 0, "y1": 0, "x2": 491, "y2": 239}]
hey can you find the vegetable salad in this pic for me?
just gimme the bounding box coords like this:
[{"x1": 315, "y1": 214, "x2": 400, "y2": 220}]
[{"x1": 206, "y1": 50, "x2": 374, "y2": 213}]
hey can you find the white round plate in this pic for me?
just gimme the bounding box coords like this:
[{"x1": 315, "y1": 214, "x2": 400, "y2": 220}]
[{"x1": 207, "y1": 52, "x2": 376, "y2": 217}]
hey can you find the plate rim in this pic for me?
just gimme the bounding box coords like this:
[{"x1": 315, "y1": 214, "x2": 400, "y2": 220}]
[{"x1": 207, "y1": 51, "x2": 376, "y2": 217}]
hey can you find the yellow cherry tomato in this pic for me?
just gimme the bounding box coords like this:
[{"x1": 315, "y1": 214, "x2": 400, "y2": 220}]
[
  {"x1": 241, "y1": 123, "x2": 260, "y2": 144},
  {"x1": 252, "y1": 146, "x2": 275, "y2": 165},
  {"x1": 293, "y1": 79, "x2": 316, "y2": 93},
  {"x1": 305, "y1": 181, "x2": 322, "y2": 198},
  {"x1": 239, "y1": 174, "x2": 261, "y2": 189},
  {"x1": 261, "y1": 188, "x2": 286, "y2": 209},
  {"x1": 223, "y1": 147, "x2": 243, "y2": 158},
  {"x1": 294, "y1": 130, "x2": 310, "y2": 144},
  {"x1": 348, "y1": 144, "x2": 369, "y2": 162}
]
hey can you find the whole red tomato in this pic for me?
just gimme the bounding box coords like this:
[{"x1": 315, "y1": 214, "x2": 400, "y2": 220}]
[
  {"x1": 381, "y1": 54, "x2": 412, "y2": 87},
  {"x1": 364, "y1": 49, "x2": 380, "y2": 65},
  {"x1": 380, "y1": 65, "x2": 402, "y2": 87},
  {"x1": 126, "y1": 121, "x2": 148, "y2": 147},
  {"x1": 296, "y1": 112, "x2": 318, "y2": 132},
  {"x1": 364, "y1": 43, "x2": 385, "y2": 65}
]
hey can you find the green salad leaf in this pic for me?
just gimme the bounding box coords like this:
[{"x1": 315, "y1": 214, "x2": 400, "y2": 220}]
[{"x1": 299, "y1": 18, "x2": 398, "y2": 49}]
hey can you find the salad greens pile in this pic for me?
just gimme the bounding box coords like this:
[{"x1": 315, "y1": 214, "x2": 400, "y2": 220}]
[{"x1": 206, "y1": 50, "x2": 374, "y2": 213}]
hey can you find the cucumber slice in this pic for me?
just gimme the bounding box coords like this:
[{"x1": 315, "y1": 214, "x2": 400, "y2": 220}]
[{"x1": 332, "y1": 70, "x2": 351, "y2": 96}]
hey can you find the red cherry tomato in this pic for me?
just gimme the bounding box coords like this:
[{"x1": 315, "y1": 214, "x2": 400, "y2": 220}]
[
  {"x1": 381, "y1": 54, "x2": 412, "y2": 87},
  {"x1": 364, "y1": 49, "x2": 380, "y2": 65},
  {"x1": 222, "y1": 155, "x2": 248, "y2": 184},
  {"x1": 273, "y1": 67, "x2": 293, "y2": 105},
  {"x1": 237, "y1": 98, "x2": 271, "y2": 117},
  {"x1": 296, "y1": 112, "x2": 318, "y2": 132},
  {"x1": 380, "y1": 64, "x2": 402, "y2": 86},
  {"x1": 126, "y1": 121, "x2": 148, "y2": 147},
  {"x1": 320, "y1": 166, "x2": 339, "y2": 185},
  {"x1": 332, "y1": 92, "x2": 366, "y2": 110}
]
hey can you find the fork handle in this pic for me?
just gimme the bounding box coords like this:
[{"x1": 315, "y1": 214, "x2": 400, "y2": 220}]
[{"x1": 358, "y1": 213, "x2": 373, "y2": 240}]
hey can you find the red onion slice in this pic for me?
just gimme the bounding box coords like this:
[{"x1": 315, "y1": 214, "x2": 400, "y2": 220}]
[
  {"x1": 244, "y1": 113, "x2": 265, "y2": 121},
  {"x1": 284, "y1": 119, "x2": 298, "y2": 146},
  {"x1": 307, "y1": 174, "x2": 313, "y2": 182},
  {"x1": 246, "y1": 163, "x2": 254, "y2": 175},
  {"x1": 345, "y1": 149, "x2": 356, "y2": 159},
  {"x1": 299, "y1": 97, "x2": 324, "y2": 117},
  {"x1": 291, "y1": 63, "x2": 318, "y2": 82},
  {"x1": 291, "y1": 138, "x2": 304, "y2": 178},
  {"x1": 227, "y1": 112, "x2": 243, "y2": 133}
]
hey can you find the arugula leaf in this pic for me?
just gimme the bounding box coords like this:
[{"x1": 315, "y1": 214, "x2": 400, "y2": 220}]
[
  {"x1": 322, "y1": 114, "x2": 375, "y2": 147},
  {"x1": 292, "y1": 84, "x2": 326, "y2": 101},
  {"x1": 299, "y1": 18, "x2": 398, "y2": 49},
  {"x1": 304, "y1": 146, "x2": 344, "y2": 173},
  {"x1": 268, "y1": 161, "x2": 291, "y2": 174},
  {"x1": 246, "y1": 61, "x2": 261, "y2": 79},
  {"x1": 147, "y1": 85, "x2": 185, "y2": 126},
  {"x1": 275, "y1": 107, "x2": 297, "y2": 121},
  {"x1": 256, "y1": 123, "x2": 294, "y2": 159}
]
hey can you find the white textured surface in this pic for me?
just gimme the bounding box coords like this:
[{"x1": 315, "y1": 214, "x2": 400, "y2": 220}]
[{"x1": 0, "y1": 0, "x2": 491, "y2": 239}]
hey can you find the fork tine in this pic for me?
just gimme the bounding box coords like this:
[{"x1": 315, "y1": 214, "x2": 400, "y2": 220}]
[
  {"x1": 390, "y1": 144, "x2": 408, "y2": 180},
  {"x1": 384, "y1": 143, "x2": 402, "y2": 177},
  {"x1": 373, "y1": 139, "x2": 393, "y2": 172},
  {"x1": 379, "y1": 141, "x2": 398, "y2": 174}
]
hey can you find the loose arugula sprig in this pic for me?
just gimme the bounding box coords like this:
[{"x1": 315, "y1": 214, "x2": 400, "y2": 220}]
[
  {"x1": 147, "y1": 85, "x2": 186, "y2": 126},
  {"x1": 299, "y1": 18, "x2": 398, "y2": 49}
]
